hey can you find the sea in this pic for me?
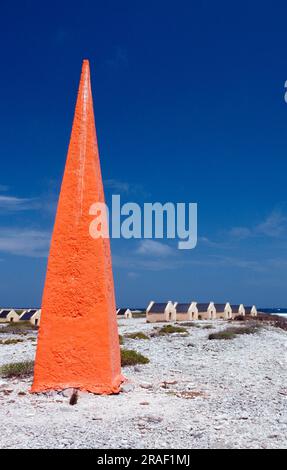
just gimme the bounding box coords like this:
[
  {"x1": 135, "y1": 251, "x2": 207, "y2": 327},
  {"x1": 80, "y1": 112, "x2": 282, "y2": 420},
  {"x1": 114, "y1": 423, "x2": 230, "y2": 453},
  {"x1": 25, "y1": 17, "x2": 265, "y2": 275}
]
[{"x1": 260, "y1": 308, "x2": 287, "y2": 318}]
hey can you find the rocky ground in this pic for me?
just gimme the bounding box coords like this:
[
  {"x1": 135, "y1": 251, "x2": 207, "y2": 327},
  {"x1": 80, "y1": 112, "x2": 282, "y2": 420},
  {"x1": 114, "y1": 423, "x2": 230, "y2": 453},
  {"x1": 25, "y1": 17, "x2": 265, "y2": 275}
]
[{"x1": 0, "y1": 318, "x2": 286, "y2": 449}]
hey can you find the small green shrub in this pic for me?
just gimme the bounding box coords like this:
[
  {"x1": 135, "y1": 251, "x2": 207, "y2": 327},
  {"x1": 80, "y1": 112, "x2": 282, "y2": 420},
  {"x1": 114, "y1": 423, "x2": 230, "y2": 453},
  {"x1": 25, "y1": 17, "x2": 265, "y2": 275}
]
[
  {"x1": 234, "y1": 314, "x2": 287, "y2": 332},
  {"x1": 209, "y1": 330, "x2": 236, "y2": 340},
  {"x1": 6, "y1": 321, "x2": 33, "y2": 329},
  {"x1": 119, "y1": 335, "x2": 124, "y2": 345},
  {"x1": 0, "y1": 361, "x2": 34, "y2": 378},
  {"x1": 233, "y1": 315, "x2": 245, "y2": 321},
  {"x1": 188, "y1": 322, "x2": 202, "y2": 328},
  {"x1": 158, "y1": 324, "x2": 188, "y2": 335},
  {"x1": 208, "y1": 325, "x2": 260, "y2": 340},
  {"x1": 201, "y1": 324, "x2": 213, "y2": 329},
  {"x1": 0, "y1": 338, "x2": 24, "y2": 345},
  {"x1": 0, "y1": 322, "x2": 38, "y2": 335},
  {"x1": 121, "y1": 349, "x2": 149, "y2": 366},
  {"x1": 125, "y1": 332, "x2": 149, "y2": 340}
]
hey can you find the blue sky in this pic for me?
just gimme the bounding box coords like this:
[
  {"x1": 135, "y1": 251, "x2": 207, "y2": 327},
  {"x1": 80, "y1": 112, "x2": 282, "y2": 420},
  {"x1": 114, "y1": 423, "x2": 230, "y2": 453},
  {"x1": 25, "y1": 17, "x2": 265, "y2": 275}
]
[{"x1": 0, "y1": 0, "x2": 287, "y2": 308}]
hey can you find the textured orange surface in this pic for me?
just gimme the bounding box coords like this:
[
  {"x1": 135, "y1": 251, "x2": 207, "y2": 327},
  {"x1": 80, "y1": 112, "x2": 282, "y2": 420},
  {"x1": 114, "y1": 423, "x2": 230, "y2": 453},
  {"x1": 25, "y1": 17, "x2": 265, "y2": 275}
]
[{"x1": 31, "y1": 60, "x2": 124, "y2": 394}]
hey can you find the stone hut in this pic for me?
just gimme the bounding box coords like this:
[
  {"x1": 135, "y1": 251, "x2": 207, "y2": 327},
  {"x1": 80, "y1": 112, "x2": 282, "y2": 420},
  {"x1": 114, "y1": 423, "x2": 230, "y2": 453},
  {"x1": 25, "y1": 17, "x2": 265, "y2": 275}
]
[
  {"x1": 174, "y1": 302, "x2": 198, "y2": 321},
  {"x1": 146, "y1": 301, "x2": 176, "y2": 323}
]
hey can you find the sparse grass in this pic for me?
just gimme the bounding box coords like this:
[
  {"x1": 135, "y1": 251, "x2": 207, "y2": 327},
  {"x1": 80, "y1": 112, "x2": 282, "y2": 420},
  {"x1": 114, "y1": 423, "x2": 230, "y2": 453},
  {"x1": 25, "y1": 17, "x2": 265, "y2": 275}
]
[
  {"x1": 158, "y1": 324, "x2": 188, "y2": 335},
  {"x1": 201, "y1": 324, "x2": 213, "y2": 330},
  {"x1": 0, "y1": 361, "x2": 34, "y2": 378},
  {"x1": 173, "y1": 321, "x2": 216, "y2": 330},
  {"x1": 208, "y1": 325, "x2": 260, "y2": 340},
  {"x1": 6, "y1": 321, "x2": 32, "y2": 329},
  {"x1": 209, "y1": 330, "x2": 237, "y2": 340},
  {"x1": 121, "y1": 349, "x2": 149, "y2": 367},
  {"x1": 232, "y1": 315, "x2": 245, "y2": 322},
  {"x1": 0, "y1": 338, "x2": 24, "y2": 345},
  {"x1": 174, "y1": 390, "x2": 206, "y2": 399},
  {"x1": 125, "y1": 332, "x2": 149, "y2": 340},
  {"x1": 234, "y1": 313, "x2": 287, "y2": 332},
  {"x1": 119, "y1": 335, "x2": 124, "y2": 345},
  {"x1": 178, "y1": 322, "x2": 213, "y2": 329},
  {"x1": 0, "y1": 321, "x2": 38, "y2": 335},
  {"x1": 268, "y1": 317, "x2": 287, "y2": 331},
  {"x1": 176, "y1": 321, "x2": 197, "y2": 327},
  {"x1": 131, "y1": 312, "x2": 146, "y2": 318}
]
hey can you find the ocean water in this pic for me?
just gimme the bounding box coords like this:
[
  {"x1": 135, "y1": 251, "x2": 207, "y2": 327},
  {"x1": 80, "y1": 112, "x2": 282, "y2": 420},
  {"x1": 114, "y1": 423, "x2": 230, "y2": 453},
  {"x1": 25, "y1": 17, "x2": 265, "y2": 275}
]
[{"x1": 260, "y1": 308, "x2": 287, "y2": 318}]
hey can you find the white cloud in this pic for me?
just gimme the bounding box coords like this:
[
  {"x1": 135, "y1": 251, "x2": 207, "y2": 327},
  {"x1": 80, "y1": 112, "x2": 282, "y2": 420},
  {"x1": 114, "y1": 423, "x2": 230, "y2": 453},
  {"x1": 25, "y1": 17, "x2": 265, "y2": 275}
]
[
  {"x1": 0, "y1": 195, "x2": 39, "y2": 212},
  {"x1": 199, "y1": 236, "x2": 229, "y2": 248},
  {"x1": 113, "y1": 240, "x2": 178, "y2": 271},
  {"x1": 104, "y1": 179, "x2": 149, "y2": 197},
  {"x1": 0, "y1": 228, "x2": 51, "y2": 257},
  {"x1": 229, "y1": 227, "x2": 252, "y2": 239},
  {"x1": 0, "y1": 181, "x2": 59, "y2": 215},
  {"x1": 208, "y1": 255, "x2": 264, "y2": 271},
  {"x1": 256, "y1": 211, "x2": 287, "y2": 237},
  {"x1": 104, "y1": 179, "x2": 130, "y2": 193},
  {"x1": 136, "y1": 240, "x2": 174, "y2": 257},
  {"x1": 229, "y1": 210, "x2": 287, "y2": 240},
  {"x1": 113, "y1": 253, "x2": 179, "y2": 271},
  {"x1": 127, "y1": 271, "x2": 139, "y2": 278}
]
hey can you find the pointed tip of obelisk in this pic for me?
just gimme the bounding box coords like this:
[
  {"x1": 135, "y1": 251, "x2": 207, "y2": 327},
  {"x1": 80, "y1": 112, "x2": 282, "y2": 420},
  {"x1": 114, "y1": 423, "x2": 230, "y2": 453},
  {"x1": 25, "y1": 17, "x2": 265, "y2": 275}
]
[
  {"x1": 82, "y1": 59, "x2": 90, "y2": 71},
  {"x1": 80, "y1": 60, "x2": 91, "y2": 89},
  {"x1": 78, "y1": 60, "x2": 91, "y2": 99}
]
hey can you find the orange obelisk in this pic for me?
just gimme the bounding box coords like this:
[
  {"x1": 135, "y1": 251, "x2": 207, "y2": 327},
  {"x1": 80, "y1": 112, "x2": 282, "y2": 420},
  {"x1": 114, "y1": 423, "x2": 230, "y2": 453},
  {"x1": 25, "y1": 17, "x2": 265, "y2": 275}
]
[{"x1": 31, "y1": 60, "x2": 124, "y2": 394}]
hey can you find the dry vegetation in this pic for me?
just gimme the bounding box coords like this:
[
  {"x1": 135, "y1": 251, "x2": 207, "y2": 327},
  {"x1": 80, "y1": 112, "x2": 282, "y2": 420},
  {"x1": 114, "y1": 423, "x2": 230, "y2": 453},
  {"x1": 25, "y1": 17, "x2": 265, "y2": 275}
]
[
  {"x1": 120, "y1": 349, "x2": 150, "y2": 366},
  {"x1": 174, "y1": 390, "x2": 206, "y2": 399},
  {"x1": 0, "y1": 338, "x2": 24, "y2": 345},
  {"x1": 235, "y1": 313, "x2": 287, "y2": 332},
  {"x1": 119, "y1": 334, "x2": 124, "y2": 345},
  {"x1": 158, "y1": 324, "x2": 188, "y2": 335},
  {"x1": 0, "y1": 322, "x2": 38, "y2": 335},
  {"x1": 175, "y1": 321, "x2": 194, "y2": 327},
  {"x1": 0, "y1": 361, "x2": 34, "y2": 378},
  {"x1": 125, "y1": 332, "x2": 149, "y2": 340},
  {"x1": 208, "y1": 325, "x2": 260, "y2": 340}
]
